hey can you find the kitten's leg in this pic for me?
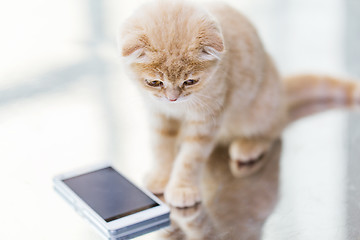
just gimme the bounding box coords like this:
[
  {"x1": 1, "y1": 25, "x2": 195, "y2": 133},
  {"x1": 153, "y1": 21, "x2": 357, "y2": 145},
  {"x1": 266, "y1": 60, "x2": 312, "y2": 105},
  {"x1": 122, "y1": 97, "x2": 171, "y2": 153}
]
[
  {"x1": 229, "y1": 138, "x2": 272, "y2": 178},
  {"x1": 145, "y1": 114, "x2": 179, "y2": 194},
  {"x1": 165, "y1": 119, "x2": 219, "y2": 207}
]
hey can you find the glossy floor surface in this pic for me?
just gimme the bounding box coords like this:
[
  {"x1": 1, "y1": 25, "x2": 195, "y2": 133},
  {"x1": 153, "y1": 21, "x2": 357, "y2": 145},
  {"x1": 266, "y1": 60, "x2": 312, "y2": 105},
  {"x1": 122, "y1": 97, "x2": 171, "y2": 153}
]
[{"x1": 150, "y1": 114, "x2": 360, "y2": 239}]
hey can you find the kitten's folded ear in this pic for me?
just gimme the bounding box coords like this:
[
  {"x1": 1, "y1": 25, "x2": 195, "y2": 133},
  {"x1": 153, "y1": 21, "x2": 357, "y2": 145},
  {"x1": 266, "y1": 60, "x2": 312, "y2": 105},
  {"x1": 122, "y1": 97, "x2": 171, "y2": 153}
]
[
  {"x1": 198, "y1": 25, "x2": 225, "y2": 61},
  {"x1": 119, "y1": 31, "x2": 150, "y2": 63}
]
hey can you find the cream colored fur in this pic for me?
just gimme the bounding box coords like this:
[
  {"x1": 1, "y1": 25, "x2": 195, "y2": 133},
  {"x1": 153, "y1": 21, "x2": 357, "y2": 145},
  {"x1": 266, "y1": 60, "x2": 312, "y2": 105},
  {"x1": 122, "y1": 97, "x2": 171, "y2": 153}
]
[{"x1": 119, "y1": 1, "x2": 360, "y2": 207}]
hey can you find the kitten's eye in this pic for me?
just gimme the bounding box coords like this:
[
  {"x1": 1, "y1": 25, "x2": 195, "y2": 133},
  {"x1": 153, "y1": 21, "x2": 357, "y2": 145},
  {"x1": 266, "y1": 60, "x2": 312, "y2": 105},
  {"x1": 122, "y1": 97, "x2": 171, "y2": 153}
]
[
  {"x1": 146, "y1": 80, "x2": 163, "y2": 87},
  {"x1": 183, "y1": 79, "x2": 198, "y2": 87}
]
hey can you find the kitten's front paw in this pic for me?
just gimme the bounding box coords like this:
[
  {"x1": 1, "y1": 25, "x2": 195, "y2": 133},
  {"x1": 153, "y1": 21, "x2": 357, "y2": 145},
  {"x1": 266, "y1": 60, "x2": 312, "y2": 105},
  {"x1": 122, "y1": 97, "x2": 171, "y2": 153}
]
[
  {"x1": 229, "y1": 153, "x2": 266, "y2": 178},
  {"x1": 229, "y1": 139, "x2": 271, "y2": 178},
  {"x1": 164, "y1": 184, "x2": 201, "y2": 208},
  {"x1": 170, "y1": 203, "x2": 201, "y2": 219},
  {"x1": 145, "y1": 171, "x2": 170, "y2": 194}
]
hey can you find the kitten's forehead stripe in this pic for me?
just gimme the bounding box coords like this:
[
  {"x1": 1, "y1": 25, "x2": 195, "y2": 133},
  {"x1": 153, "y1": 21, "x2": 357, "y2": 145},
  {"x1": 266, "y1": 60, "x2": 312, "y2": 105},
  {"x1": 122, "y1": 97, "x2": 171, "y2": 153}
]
[{"x1": 133, "y1": 57, "x2": 217, "y2": 85}]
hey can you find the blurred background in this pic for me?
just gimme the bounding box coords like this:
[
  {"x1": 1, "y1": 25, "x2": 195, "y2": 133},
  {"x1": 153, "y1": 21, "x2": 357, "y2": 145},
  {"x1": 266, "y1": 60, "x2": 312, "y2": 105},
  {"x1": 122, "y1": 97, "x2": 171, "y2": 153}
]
[{"x1": 0, "y1": 0, "x2": 359, "y2": 239}]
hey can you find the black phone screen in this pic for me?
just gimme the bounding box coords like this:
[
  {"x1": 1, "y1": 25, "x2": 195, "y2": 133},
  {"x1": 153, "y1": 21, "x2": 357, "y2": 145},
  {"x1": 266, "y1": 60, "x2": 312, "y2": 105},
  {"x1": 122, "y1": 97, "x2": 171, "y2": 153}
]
[{"x1": 63, "y1": 167, "x2": 159, "y2": 222}]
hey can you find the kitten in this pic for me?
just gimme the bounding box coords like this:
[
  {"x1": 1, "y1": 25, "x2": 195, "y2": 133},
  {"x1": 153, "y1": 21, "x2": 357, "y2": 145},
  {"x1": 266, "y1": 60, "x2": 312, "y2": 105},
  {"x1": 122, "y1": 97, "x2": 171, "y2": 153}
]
[{"x1": 119, "y1": 1, "x2": 360, "y2": 207}]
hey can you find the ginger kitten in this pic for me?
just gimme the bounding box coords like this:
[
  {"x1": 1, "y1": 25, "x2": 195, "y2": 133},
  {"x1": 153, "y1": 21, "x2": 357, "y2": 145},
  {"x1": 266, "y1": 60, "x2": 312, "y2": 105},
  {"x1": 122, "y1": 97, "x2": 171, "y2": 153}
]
[{"x1": 119, "y1": 1, "x2": 360, "y2": 207}]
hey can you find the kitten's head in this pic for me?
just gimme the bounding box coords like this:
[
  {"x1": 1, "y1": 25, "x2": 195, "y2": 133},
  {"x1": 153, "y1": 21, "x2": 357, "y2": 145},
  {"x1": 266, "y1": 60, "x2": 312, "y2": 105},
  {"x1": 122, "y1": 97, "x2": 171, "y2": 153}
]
[{"x1": 119, "y1": 1, "x2": 225, "y2": 103}]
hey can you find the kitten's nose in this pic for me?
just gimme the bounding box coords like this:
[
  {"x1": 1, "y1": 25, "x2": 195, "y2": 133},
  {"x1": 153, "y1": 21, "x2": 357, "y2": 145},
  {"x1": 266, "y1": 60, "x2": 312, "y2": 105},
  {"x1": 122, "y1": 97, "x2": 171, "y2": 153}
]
[{"x1": 166, "y1": 88, "x2": 180, "y2": 102}]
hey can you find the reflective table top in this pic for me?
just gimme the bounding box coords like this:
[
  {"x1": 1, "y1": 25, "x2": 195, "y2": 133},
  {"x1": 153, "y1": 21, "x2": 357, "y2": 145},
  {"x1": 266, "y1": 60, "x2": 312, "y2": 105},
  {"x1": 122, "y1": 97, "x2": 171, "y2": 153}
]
[{"x1": 141, "y1": 111, "x2": 360, "y2": 240}]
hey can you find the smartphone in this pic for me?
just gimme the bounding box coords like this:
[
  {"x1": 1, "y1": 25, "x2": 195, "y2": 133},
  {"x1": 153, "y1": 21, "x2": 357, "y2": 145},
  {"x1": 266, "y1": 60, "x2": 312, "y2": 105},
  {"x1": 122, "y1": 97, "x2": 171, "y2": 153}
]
[{"x1": 53, "y1": 164, "x2": 170, "y2": 240}]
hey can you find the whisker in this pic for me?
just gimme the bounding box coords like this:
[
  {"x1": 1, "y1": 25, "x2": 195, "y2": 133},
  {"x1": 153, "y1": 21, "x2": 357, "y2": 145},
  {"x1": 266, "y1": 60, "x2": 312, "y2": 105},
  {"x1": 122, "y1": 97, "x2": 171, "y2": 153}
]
[{"x1": 191, "y1": 95, "x2": 218, "y2": 126}]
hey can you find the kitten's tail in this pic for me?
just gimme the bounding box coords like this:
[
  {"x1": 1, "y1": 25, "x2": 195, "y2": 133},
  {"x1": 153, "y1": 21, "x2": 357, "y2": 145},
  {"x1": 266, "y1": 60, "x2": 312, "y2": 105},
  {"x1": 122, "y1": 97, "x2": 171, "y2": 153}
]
[{"x1": 284, "y1": 74, "x2": 360, "y2": 123}]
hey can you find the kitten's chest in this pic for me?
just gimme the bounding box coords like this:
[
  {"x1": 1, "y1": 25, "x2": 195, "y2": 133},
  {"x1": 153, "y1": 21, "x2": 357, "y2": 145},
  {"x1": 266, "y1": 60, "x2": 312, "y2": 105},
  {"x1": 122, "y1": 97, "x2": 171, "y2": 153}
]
[
  {"x1": 163, "y1": 103, "x2": 202, "y2": 119},
  {"x1": 147, "y1": 100, "x2": 194, "y2": 118},
  {"x1": 149, "y1": 100, "x2": 211, "y2": 121}
]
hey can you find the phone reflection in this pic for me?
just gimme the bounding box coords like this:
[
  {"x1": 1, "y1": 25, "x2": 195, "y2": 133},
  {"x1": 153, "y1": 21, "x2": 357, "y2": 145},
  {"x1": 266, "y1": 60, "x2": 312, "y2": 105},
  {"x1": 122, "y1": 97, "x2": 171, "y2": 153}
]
[{"x1": 159, "y1": 140, "x2": 281, "y2": 240}]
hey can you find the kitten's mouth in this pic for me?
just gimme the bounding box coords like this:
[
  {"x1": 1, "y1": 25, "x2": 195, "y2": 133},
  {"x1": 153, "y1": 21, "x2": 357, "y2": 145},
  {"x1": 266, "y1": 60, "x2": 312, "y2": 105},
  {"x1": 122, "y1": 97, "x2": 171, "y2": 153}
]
[
  {"x1": 165, "y1": 96, "x2": 188, "y2": 103},
  {"x1": 153, "y1": 94, "x2": 189, "y2": 103}
]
